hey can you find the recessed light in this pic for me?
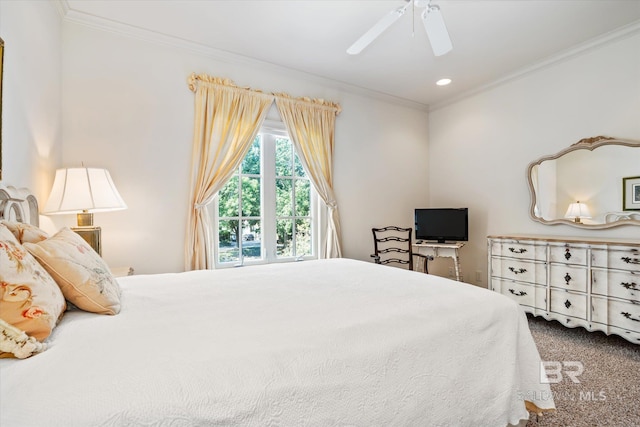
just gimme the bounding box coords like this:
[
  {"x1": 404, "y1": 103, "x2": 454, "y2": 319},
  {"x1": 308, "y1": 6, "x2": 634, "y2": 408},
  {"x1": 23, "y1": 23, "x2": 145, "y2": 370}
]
[{"x1": 436, "y1": 78, "x2": 452, "y2": 86}]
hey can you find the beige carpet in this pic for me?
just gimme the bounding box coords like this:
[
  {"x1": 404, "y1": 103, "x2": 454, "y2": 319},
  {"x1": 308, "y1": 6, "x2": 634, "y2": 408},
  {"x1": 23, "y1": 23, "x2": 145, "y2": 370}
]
[{"x1": 525, "y1": 314, "x2": 640, "y2": 427}]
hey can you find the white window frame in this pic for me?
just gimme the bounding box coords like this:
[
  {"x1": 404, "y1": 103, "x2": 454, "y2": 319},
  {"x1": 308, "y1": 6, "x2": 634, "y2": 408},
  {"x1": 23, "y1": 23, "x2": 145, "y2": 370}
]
[{"x1": 212, "y1": 120, "x2": 320, "y2": 268}]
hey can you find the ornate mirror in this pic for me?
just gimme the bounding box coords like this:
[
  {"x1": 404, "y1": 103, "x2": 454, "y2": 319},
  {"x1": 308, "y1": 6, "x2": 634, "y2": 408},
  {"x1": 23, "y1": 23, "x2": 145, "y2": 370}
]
[{"x1": 527, "y1": 136, "x2": 640, "y2": 229}]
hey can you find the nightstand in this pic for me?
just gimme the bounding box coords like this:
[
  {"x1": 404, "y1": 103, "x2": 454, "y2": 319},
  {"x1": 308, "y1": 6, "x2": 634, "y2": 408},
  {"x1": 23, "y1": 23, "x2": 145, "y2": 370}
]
[{"x1": 110, "y1": 267, "x2": 134, "y2": 278}]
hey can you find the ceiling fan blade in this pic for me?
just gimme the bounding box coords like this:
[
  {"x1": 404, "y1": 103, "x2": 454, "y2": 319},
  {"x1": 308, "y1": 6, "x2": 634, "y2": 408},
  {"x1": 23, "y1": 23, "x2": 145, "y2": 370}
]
[
  {"x1": 347, "y1": 4, "x2": 409, "y2": 55},
  {"x1": 421, "y1": 4, "x2": 452, "y2": 56}
]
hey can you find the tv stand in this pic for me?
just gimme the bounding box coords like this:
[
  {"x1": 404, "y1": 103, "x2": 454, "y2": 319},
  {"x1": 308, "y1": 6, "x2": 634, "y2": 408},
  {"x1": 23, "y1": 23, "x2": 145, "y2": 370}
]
[{"x1": 413, "y1": 241, "x2": 465, "y2": 281}]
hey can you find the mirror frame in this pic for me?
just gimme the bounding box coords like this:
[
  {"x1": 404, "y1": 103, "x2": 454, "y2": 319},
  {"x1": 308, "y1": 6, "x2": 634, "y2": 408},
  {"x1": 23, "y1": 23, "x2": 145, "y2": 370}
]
[{"x1": 527, "y1": 135, "x2": 640, "y2": 229}]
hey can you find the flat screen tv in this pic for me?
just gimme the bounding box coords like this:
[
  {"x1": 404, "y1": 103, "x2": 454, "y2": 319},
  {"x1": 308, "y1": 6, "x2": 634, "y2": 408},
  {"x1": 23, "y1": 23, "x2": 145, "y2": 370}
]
[{"x1": 414, "y1": 208, "x2": 468, "y2": 243}]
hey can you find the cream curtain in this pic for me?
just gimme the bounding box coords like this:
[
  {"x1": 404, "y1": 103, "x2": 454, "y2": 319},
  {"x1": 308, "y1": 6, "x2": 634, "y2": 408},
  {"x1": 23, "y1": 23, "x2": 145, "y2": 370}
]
[
  {"x1": 275, "y1": 95, "x2": 343, "y2": 258},
  {"x1": 185, "y1": 74, "x2": 274, "y2": 270}
]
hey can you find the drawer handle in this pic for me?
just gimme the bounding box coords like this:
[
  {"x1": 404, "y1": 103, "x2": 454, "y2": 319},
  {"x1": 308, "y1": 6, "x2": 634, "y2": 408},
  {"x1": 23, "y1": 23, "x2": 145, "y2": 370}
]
[
  {"x1": 621, "y1": 282, "x2": 638, "y2": 291},
  {"x1": 564, "y1": 248, "x2": 572, "y2": 260},
  {"x1": 564, "y1": 273, "x2": 572, "y2": 285},
  {"x1": 508, "y1": 247, "x2": 527, "y2": 254},
  {"x1": 508, "y1": 267, "x2": 527, "y2": 275},
  {"x1": 564, "y1": 299, "x2": 572, "y2": 309},
  {"x1": 621, "y1": 256, "x2": 640, "y2": 265},
  {"x1": 621, "y1": 312, "x2": 640, "y2": 322},
  {"x1": 509, "y1": 289, "x2": 527, "y2": 297}
]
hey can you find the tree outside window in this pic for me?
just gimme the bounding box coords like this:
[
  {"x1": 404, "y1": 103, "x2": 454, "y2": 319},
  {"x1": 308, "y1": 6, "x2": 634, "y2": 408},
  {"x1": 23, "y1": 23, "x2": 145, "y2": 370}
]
[{"x1": 215, "y1": 129, "x2": 315, "y2": 266}]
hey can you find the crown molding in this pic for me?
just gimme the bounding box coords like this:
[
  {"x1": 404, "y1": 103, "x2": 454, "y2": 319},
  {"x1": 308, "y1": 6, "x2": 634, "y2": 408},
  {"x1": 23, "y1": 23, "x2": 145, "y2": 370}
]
[
  {"x1": 59, "y1": 4, "x2": 430, "y2": 112},
  {"x1": 55, "y1": 0, "x2": 70, "y2": 18},
  {"x1": 429, "y1": 19, "x2": 640, "y2": 112}
]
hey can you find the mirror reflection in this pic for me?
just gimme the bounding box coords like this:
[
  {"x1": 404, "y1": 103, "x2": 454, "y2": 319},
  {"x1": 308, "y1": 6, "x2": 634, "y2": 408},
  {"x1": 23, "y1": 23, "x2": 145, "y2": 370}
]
[{"x1": 528, "y1": 137, "x2": 640, "y2": 229}]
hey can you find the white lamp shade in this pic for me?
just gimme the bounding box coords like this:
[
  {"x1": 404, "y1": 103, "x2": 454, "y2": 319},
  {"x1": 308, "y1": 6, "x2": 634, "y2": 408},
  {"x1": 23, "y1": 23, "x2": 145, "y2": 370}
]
[
  {"x1": 43, "y1": 168, "x2": 127, "y2": 214},
  {"x1": 564, "y1": 202, "x2": 591, "y2": 220}
]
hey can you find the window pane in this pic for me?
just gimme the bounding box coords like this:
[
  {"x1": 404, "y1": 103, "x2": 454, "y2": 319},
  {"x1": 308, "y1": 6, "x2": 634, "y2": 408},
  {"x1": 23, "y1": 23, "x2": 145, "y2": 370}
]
[
  {"x1": 296, "y1": 218, "x2": 312, "y2": 256},
  {"x1": 241, "y1": 177, "x2": 261, "y2": 217},
  {"x1": 215, "y1": 128, "x2": 315, "y2": 266},
  {"x1": 218, "y1": 219, "x2": 239, "y2": 263},
  {"x1": 276, "y1": 178, "x2": 292, "y2": 217},
  {"x1": 218, "y1": 176, "x2": 239, "y2": 217},
  {"x1": 276, "y1": 219, "x2": 293, "y2": 257},
  {"x1": 242, "y1": 136, "x2": 261, "y2": 175},
  {"x1": 275, "y1": 137, "x2": 292, "y2": 177},
  {"x1": 294, "y1": 179, "x2": 310, "y2": 216},
  {"x1": 294, "y1": 152, "x2": 306, "y2": 178},
  {"x1": 241, "y1": 219, "x2": 262, "y2": 260}
]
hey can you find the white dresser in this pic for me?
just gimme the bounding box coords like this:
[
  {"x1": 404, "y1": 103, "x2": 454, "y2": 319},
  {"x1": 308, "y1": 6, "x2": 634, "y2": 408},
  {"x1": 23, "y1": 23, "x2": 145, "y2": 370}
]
[{"x1": 488, "y1": 235, "x2": 640, "y2": 344}]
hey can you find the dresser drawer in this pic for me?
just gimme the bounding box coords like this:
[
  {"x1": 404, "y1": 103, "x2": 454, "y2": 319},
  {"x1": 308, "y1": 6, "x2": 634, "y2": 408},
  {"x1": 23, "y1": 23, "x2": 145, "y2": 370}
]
[
  {"x1": 592, "y1": 246, "x2": 640, "y2": 272},
  {"x1": 592, "y1": 296, "x2": 640, "y2": 333},
  {"x1": 491, "y1": 257, "x2": 546, "y2": 285},
  {"x1": 592, "y1": 269, "x2": 640, "y2": 302},
  {"x1": 492, "y1": 279, "x2": 546, "y2": 310},
  {"x1": 490, "y1": 240, "x2": 546, "y2": 261},
  {"x1": 549, "y1": 264, "x2": 588, "y2": 292},
  {"x1": 549, "y1": 289, "x2": 587, "y2": 319},
  {"x1": 549, "y1": 244, "x2": 588, "y2": 266}
]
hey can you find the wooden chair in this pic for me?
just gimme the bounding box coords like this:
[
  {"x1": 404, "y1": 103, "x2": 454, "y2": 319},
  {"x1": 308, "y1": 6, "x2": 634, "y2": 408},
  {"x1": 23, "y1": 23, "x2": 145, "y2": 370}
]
[{"x1": 370, "y1": 226, "x2": 431, "y2": 273}]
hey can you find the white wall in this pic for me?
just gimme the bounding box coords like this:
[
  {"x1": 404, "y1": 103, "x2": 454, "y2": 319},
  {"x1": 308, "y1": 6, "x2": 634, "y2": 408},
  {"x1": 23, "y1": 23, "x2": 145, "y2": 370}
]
[
  {"x1": 336, "y1": 96, "x2": 430, "y2": 264},
  {"x1": 60, "y1": 22, "x2": 429, "y2": 273},
  {"x1": 0, "y1": 1, "x2": 62, "y2": 202},
  {"x1": 428, "y1": 31, "x2": 640, "y2": 286}
]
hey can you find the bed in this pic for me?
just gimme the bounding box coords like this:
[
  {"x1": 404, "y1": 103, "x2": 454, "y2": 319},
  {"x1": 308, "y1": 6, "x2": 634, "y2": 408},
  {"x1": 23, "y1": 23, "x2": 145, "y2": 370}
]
[{"x1": 0, "y1": 185, "x2": 554, "y2": 426}]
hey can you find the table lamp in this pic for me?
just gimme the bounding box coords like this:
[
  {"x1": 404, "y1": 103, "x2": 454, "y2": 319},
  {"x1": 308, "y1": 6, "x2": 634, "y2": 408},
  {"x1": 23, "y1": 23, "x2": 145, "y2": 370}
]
[
  {"x1": 564, "y1": 201, "x2": 591, "y2": 224},
  {"x1": 43, "y1": 167, "x2": 127, "y2": 255}
]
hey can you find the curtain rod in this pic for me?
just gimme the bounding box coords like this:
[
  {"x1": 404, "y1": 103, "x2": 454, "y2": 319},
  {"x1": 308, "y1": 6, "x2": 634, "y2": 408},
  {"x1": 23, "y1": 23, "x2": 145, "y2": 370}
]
[{"x1": 187, "y1": 73, "x2": 341, "y2": 115}]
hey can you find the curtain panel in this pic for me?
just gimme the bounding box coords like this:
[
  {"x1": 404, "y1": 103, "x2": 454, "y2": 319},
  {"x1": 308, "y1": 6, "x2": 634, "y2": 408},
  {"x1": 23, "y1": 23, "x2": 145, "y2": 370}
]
[
  {"x1": 185, "y1": 74, "x2": 274, "y2": 270},
  {"x1": 275, "y1": 95, "x2": 343, "y2": 259},
  {"x1": 185, "y1": 73, "x2": 343, "y2": 270}
]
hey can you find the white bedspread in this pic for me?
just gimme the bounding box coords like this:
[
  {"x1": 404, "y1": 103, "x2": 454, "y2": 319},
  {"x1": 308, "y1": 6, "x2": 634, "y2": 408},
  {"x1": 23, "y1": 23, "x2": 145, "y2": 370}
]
[{"x1": 0, "y1": 258, "x2": 553, "y2": 426}]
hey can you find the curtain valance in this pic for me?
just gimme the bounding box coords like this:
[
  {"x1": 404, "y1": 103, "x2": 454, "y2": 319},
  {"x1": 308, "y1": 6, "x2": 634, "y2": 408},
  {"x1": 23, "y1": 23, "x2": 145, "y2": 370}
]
[{"x1": 187, "y1": 73, "x2": 342, "y2": 115}]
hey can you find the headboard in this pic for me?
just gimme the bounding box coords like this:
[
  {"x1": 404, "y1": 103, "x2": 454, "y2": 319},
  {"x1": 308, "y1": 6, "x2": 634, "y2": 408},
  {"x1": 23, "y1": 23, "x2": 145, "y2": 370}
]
[{"x1": 0, "y1": 184, "x2": 39, "y2": 226}]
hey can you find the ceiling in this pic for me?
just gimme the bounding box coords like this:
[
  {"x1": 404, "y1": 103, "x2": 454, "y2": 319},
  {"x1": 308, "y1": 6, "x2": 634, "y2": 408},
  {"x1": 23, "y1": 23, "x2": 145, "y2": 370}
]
[{"x1": 63, "y1": 0, "x2": 640, "y2": 110}]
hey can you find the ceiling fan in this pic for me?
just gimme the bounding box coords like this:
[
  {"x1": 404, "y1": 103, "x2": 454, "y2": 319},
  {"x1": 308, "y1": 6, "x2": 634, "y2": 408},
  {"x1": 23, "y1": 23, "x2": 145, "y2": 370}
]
[{"x1": 347, "y1": 0, "x2": 452, "y2": 57}]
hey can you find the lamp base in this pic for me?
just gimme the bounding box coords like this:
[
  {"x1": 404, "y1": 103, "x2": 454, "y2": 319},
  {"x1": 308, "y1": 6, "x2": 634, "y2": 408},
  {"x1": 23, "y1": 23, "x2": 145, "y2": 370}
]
[
  {"x1": 77, "y1": 211, "x2": 94, "y2": 227},
  {"x1": 72, "y1": 226, "x2": 102, "y2": 255}
]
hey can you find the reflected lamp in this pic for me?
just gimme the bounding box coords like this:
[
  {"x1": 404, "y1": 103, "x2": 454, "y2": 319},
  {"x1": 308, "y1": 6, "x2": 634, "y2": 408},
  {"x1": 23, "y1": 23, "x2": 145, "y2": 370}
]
[{"x1": 564, "y1": 201, "x2": 591, "y2": 224}]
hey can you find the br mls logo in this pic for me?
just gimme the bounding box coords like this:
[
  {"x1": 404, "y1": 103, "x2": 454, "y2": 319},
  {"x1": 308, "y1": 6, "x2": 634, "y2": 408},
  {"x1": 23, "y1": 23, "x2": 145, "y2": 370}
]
[
  {"x1": 541, "y1": 361, "x2": 584, "y2": 384},
  {"x1": 539, "y1": 361, "x2": 607, "y2": 401}
]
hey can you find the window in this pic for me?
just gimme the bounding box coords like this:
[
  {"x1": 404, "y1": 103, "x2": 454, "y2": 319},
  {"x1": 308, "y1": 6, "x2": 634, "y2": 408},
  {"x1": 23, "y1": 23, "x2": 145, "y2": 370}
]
[{"x1": 213, "y1": 124, "x2": 317, "y2": 267}]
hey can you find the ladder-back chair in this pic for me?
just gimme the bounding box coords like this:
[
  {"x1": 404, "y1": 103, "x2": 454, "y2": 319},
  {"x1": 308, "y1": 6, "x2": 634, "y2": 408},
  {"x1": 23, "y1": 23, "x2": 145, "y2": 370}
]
[{"x1": 371, "y1": 226, "x2": 430, "y2": 273}]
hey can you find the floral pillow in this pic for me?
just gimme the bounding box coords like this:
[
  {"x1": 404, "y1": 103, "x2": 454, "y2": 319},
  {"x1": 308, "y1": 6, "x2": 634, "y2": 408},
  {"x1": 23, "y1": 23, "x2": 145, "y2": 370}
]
[
  {"x1": 24, "y1": 227, "x2": 121, "y2": 315},
  {"x1": 0, "y1": 318, "x2": 47, "y2": 359},
  {"x1": 0, "y1": 220, "x2": 49, "y2": 244},
  {"x1": 0, "y1": 224, "x2": 66, "y2": 358}
]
